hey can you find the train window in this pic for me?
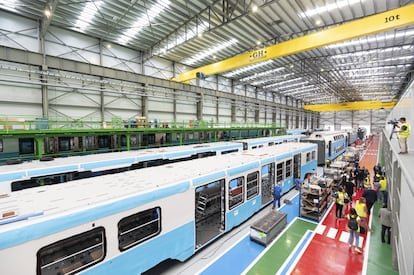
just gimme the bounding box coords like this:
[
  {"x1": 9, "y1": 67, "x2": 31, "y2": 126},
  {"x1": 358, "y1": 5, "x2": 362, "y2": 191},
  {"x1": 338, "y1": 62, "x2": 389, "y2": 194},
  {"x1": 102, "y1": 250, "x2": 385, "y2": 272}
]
[
  {"x1": 306, "y1": 152, "x2": 311, "y2": 162},
  {"x1": 312, "y1": 151, "x2": 316, "y2": 160},
  {"x1": 276, "y1": 162, "x2": 284, "y2": 182},
  {"x1": 285, "y1": 160, "x2": 292, "y2": 178},
  {"x1": 37, "y1": 227, "x2": 106, "y2": 275},
  {"x1": 118, "y1": 207, "x2": 161, "y2": 251},
  {"x1": 98, "y1": 136, "x2": 110, "y2": 148},
  {"x1": 229, "y1": 177, "x2": 244, "y2": 209},
  {"x1": 58, "y1": 137, "x2": 71, "y2": 151},
  {"x1": 246, "y1": 172, "x2": 259, "y2": 199},
  {"x1": 268, "y1": 142, "x2": 274, "y2": 146},
  {"x1": 19, "y1": 138, "x2": 35, "y2": 154}
]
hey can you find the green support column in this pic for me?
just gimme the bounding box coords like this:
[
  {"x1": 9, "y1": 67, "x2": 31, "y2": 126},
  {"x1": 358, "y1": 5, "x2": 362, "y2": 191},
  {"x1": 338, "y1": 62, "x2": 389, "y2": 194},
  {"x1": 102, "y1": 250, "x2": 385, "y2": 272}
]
[
  {"x1": 35, "y1": 136, "x2": 43, "y2": 159},
  {"x1": 126, "y1": 133, "x2": 131, "y2": 151}
]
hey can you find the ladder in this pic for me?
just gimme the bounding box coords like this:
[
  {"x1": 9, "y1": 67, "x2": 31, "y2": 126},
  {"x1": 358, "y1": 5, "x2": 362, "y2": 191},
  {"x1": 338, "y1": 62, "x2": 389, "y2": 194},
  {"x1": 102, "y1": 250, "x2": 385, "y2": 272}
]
[{"x1": 196, "y1": 193, "x2": 208, "y2": 216}]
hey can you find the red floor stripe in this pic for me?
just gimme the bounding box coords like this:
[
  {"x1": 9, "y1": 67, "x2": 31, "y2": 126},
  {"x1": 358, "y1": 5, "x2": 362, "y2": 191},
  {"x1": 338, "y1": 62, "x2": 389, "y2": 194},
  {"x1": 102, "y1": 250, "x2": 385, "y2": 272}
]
[{"x1": 290, "y1": 137, "x2": 380, "y2": 274}]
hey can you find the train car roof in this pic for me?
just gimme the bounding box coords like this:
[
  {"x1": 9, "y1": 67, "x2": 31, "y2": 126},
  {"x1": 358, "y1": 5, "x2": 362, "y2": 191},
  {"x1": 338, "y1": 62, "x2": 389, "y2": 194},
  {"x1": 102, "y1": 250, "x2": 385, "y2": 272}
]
[
  {"x1": 0, "y1": 141, "x2": 242, "y2": 179},
  {"x1": 302, "y1": 130, "x2": 347, "y2": 140},
  {"x1": 233, "y1": 134, "x2": 303, "y2": 145}
]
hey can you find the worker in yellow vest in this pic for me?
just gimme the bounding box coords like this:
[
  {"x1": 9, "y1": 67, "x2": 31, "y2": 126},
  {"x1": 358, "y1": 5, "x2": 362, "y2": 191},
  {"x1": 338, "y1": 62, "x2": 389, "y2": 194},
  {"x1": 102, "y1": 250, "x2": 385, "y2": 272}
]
[
  {"x1": 396, "y1": 117, "x2": 410, "y2": 154},
  {"x1": 379, "y1": 176, "x2": 388, "y2": 208}
]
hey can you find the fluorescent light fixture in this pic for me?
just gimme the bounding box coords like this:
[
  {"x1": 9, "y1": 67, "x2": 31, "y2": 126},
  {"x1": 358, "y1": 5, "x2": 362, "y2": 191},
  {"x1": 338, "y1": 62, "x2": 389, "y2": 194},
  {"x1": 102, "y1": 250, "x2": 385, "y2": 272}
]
[
  {"x1": 156, "y1": 21, "x2": 208, "y2": 54},
  {"x1": 0, "y1": 0, "x2": 17, "y2": 12},
  {"x1": 75, "y1": 1, "x2": 103, "y2": 31},
  {"x1": 222, "y1": 60, "x2": 273, "y2": 78},
  {"x1": 119, "y1": 0, "x2": 170, "y2": 44},
  {"x1": 239, "y1": 67, "x2": 286, "y2": 82},
  {"x1": 326, "y1": 29, "x2": 414, "y2": 49},
  {"x1": 263, "y1": 77, "x2": 305, "y2": 89},
  {"x1": 184, "y1": 38, "x2": 238, "y2": 65},
  {"x1": 299, "y1": 0, "x2": 364, "y2": 17}
]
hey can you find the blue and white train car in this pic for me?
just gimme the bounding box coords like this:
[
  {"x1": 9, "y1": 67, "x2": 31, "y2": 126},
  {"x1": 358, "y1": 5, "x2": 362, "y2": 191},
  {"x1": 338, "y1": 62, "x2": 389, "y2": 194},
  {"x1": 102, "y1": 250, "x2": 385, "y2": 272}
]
[
  {"x1": 0, "y1": 135, "x2": 303, "y2": 194},
  {"x1": 300, "y1": 131, "x2": 347, "y2": 165},
  {"x1": 0, "y1": 141, "x2": 242, "y2": 194},
  {"x1": 0, "y1": 143, "x2": 317, "y2": 275},
  {"x1": 345, "y1": 129, "x2": 359, "y2": 145},
  {"x1": 234, "y1": 134, "x2": 303, "y2": 150}
]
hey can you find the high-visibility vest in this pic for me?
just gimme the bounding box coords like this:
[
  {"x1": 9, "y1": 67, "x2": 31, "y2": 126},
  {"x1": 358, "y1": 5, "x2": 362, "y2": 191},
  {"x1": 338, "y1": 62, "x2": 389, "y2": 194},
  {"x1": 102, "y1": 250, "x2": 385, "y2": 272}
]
[
  {"x1": 355, "y1": 201, "x2": 367, "y2": 218},
  {"x1": 398, "y1": 122, "x2": 410, "y2": 138},
  {"x1": 380, "y1": 178, "x2": 387, "y2": 191}
]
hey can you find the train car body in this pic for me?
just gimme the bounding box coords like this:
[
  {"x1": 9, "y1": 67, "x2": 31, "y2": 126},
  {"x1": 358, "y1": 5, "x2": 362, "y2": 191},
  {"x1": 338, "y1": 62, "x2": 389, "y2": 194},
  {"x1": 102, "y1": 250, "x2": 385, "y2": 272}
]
[
  {"x1": 346, "y1": 129, "x2": 359, "y2": 145},
  {"x1": 300, "y1": 131, "x2": 347, "y2": 165},
  {"x1": 0, "y1": 135, "x2": 303, "y2": 194},
  {"x1": 0, "y1": 143, "x2": 317, "y2": 275},
  {"x1": 235, "y1": 134, "x2": 303, "y2": 150}
]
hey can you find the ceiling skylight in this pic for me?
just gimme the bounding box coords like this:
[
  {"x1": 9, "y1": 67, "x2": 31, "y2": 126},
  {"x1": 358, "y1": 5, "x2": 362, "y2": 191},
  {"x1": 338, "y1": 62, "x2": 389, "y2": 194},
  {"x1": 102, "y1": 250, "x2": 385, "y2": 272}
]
[
  {"x1": 118, "y1": 0, "x2": 170, "y2": 44},
  {"x1": 326, "y1": 29, "x2": 414, "y2": 49},
  {"x1": 222, "y1": 60, "x2": 273, "y2": 78},
  {"x1": 299, "y1": 0, "x2": 365, "y2": 18},
  {"x1": 156, "y1": 21, "x2": 209, "y2": 55},
  {"x1": 75, "y1": 1, "x2": 103, "y2": 31},
  {"x1": 0, "y1": 0, "x2": 17, "y2": 12},
  {"x1": 184, "y1": 38, "x2": 238, "y2": 65}
]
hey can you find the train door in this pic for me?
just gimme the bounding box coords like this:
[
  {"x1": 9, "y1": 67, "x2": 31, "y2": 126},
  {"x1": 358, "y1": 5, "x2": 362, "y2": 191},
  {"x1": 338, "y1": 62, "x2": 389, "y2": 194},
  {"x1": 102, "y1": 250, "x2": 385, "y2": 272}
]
[
  {"x1": 194, "y1": 179, "x2": 225, "y2": 249},
  {"x1": 328, "y1": 140, "x2": 332, "y2": 161},
  {"x1": 293, "y1": 153, "x2": 301, "y2": 179},
  {"x1": 260, "y1": 163, "x2": 275, "y2": 206}
]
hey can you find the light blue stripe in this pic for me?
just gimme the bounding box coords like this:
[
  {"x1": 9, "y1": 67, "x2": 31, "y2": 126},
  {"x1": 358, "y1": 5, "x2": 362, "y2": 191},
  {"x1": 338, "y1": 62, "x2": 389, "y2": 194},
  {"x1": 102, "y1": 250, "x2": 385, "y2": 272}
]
[
  {"x1": 164, "y1": 150, "x2": 195, "y2": 159},
  {"x1": 192, "y1": 171, "x2": 226, "y2": 187},
  {"x1": 136, "y1": 154, "x2": 163, "y2": 161},
  {"x1": 0, "y1": 171, "x2": 26, "y2": 182},
  {"x1": 260, "y1": 156, "x2": 275, "y2": 165},
  {"x1": 28, "y1": 165, "x2": 80, "y2": 177},
  {"x1": 0, "y1": 181, "x2": 190, "y2": 250},
  {"x1": 227, "y1": 162, "x2": 259, "y2": 177},
  {"x1": 225, "y1": 197, "x2": 261, "y2": 231},
  {"x1": 279, "y1": 230, "x2": 314, "y2": 275},
  {"x1": 80, "y1": 158, "x2": 136, "y2": 170}
]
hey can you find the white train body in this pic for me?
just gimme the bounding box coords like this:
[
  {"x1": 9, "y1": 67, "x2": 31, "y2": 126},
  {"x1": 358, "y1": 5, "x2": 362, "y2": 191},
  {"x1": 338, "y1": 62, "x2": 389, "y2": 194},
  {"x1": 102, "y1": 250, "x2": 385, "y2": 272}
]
[
  {"x1": 0, "y1": 142, "x2": 317, "y2": 275},
  {"x1": 0, "y1": 135, "x2": 303, "y2": 194},
  {"x1": 301, "y1": 131, "x2": 347, "y2": 165}
]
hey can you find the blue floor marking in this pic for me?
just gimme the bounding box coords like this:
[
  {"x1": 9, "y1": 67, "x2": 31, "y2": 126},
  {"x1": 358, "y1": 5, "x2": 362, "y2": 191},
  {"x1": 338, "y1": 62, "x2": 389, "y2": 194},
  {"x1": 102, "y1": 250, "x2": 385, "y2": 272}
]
[{"x1": 200, "y1": 194, "x2": 300, "y2": 275}]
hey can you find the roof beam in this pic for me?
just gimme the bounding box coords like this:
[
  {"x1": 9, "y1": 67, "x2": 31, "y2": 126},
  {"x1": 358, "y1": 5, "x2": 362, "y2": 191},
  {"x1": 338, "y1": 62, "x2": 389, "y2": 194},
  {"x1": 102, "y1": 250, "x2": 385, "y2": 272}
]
[
  {"x1": 40, "y1": 0, "x2": 59, "y2": 37},
  {"x1": 172, "y1": 4, "x2": 414, "y2": 83},
  {"x1": 303, "y1": 100, "x2": 397, "y2": 112}
]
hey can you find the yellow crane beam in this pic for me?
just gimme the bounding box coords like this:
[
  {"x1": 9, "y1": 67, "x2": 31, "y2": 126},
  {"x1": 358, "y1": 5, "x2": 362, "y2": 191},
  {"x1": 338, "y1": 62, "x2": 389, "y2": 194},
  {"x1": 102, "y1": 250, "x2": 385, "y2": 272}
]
[
  {"x1": 303, "y1": 100, "x2": 397, "y2": 112},
  {"x1": 172, "y1": 4, "x2": 414, "y2": 83}
]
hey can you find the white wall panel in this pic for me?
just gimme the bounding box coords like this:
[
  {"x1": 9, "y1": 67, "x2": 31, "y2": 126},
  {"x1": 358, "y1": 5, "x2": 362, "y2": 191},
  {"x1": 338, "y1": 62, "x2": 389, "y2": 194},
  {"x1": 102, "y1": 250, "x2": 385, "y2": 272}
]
[
  {"x1": 103, "y1": 45, "x2": 142, "y2": 74},
  {"x1": 217, "y1": 100, "x2": 232, "y2": 122},
  {"x1": 144, "y1": 56, "x2": 173, "y2": 79},
  {"x1": 257, "y1": 90, "x2": 266, "y2": 101},
  {"x1": 0, "y1": 11, "x2": 39, "y2": 52},
  {"x1": 234, "y1": 84, "x2": 245, "y2": 96},
  {"x1": 199, "y1": 78, "x2": 217, "y2": 90},
  {"x1": 218, "y1": 77, "x2": 232, "y2": 93},
  {"x1": 203, "y1": 95, "x2": 217, "y2": 116},
  {"x1": 45, "y1": 27, "x2": 101, "y2": 65}
]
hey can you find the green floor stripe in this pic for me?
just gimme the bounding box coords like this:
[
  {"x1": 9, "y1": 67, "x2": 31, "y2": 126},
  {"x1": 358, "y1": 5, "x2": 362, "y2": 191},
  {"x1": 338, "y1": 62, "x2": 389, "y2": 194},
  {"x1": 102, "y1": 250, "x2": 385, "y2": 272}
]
[
  {"x1": 246, "y1": 218, "x2": 317, "y2": 275},
  {"x1": 366, "y1": 202, "x2": 398, "y2": 275}
]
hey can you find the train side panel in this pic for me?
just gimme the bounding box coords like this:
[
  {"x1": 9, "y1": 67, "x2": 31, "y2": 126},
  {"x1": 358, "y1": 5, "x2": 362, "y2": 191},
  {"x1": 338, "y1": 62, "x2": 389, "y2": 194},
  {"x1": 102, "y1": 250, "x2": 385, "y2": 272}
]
[{"x1": 0, "y1": 183, "x2": 195, "y2": 275}]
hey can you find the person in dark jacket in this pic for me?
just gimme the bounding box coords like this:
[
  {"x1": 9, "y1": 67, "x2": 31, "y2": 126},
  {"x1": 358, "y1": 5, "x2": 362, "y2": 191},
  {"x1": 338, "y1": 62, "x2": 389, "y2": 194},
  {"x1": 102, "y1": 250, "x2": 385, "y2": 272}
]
[
  {"x1": 272, "y1": 182, "x2": 282, "y2": 209},
  {"x1": 362, "y1": 187, "x2": 377, "y2": 215}
]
